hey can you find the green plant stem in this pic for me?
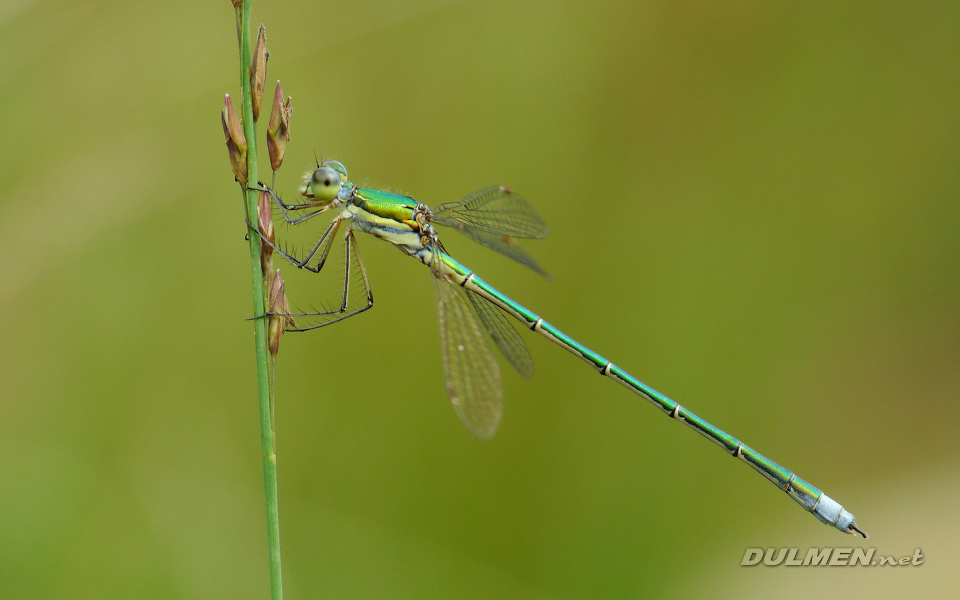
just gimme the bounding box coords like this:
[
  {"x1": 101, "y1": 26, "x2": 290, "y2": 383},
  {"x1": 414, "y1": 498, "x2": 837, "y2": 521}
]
[{"x1": 237, "y1": 1, "x2": 283, "y2": 599}]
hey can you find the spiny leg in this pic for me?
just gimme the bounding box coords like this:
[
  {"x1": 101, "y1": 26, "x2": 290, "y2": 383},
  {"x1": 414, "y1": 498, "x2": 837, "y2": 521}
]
[
  {"x1": 247, "y1": 211, "x2": 343, "y2": 272},
  {"x1": 336, "y1": 224, "x2": 353, "y2": 313},
  {"x1": 298, "y1": 217, "x2": 343, "y2": 272},
  {"x1": 250, "y1": 183, "x2": 334, "y2": 226},
  {"x1": 287, "y1": 228, "x2": 374, "y2": 331}
]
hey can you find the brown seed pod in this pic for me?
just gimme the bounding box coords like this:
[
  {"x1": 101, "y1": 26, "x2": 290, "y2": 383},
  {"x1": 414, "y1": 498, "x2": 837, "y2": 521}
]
[
  {"x1": 250, "y1": 24, "x2": 267, "y2": 121},
  {"x1": 221, "y1": 94, "x2": 247, "y2": 184},
  {"x1": 266, "y1": 82, "x2": 292, "y2": 171}
]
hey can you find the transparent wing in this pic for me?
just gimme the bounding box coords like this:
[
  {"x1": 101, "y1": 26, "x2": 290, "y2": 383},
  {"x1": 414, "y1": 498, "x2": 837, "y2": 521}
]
[
  {"x1": 432, "y1": 185, "x2": 549, "y2": 239},
  {"x1": 430, "y1": 219, "x2": 550, "y2": 277},
  {"x1": 465, "y1": 289, "x2": 533, "y2": 379},
  {"x1": 433, "y1": 254, "x2": 503, "y2": 439}
]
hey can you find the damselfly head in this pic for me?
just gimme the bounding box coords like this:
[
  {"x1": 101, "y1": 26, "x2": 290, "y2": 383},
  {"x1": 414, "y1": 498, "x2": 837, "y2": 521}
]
[{"x1": 299, "y1": 160, "x2": 347, "y2": 204}]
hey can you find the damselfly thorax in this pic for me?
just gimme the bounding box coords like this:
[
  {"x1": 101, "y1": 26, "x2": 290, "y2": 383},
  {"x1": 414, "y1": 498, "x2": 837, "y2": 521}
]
[{"x1": 336, "y1": 186, "x2": 438, "y2": 257}]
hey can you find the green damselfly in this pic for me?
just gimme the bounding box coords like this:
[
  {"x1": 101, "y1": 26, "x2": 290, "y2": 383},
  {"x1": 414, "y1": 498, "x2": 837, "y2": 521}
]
[{"x1": 254, "y1": 160, "x2": 867, "y2": 537}]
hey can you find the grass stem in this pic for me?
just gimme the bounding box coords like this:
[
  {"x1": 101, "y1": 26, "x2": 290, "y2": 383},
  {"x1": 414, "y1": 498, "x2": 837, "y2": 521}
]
[{"x1": 236, "y1": 1, "x2": 283, "y2": 598}]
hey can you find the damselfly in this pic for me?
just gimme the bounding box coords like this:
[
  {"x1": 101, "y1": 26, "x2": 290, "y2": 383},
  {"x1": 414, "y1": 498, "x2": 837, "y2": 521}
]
[{"x1": 253, "y1": 160, "x2": 866, "y2": 537}]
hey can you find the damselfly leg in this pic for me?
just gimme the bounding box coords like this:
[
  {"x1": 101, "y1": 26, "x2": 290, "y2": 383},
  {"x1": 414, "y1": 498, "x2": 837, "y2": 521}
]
[
  {"x1": 247, "y1": 208, "x2": 373, "y2": 329},
  {"x1": 254, "y1": 184, "x2": 335, "y2": 226},
  {"x1": 248, "y1": 185, "x2": 344, "y2": 271},
  {"x1": 283, "y1": 228, "x2": 373, "y2": 331},
  {"x1": 290, "y1": 217, "x2": 344, "y2": 272}
]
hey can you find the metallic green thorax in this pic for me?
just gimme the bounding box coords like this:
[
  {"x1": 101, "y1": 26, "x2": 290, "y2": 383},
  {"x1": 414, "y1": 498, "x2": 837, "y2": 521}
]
[{"x1": 354, "y1": 188, "x2": 419, "y2": 222}]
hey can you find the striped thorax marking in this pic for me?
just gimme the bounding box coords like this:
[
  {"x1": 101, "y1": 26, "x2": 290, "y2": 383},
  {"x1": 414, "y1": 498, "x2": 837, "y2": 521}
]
[
  {"x1": 600, "y1": 362, "x2": 612, "y2": 376},
  {"x1": 530, "y1": 317, "x2": 543, "y2": 332}
]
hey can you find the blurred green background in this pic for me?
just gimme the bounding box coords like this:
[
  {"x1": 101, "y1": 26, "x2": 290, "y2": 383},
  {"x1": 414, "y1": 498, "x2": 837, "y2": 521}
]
[{"x1": 1, "y1": 1, "x2": 957, "y2": 598}]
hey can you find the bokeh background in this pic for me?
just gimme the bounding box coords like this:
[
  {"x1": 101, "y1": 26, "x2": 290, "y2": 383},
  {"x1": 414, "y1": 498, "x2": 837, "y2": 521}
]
[{"x1": 1, "y1": 1, "x2": 957, "y2": 598}]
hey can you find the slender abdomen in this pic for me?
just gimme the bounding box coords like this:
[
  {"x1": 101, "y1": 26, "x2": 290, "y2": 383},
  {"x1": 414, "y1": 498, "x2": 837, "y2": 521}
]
[{"x1": 426, "y1": 250, "x2": 865, "y2": 536}]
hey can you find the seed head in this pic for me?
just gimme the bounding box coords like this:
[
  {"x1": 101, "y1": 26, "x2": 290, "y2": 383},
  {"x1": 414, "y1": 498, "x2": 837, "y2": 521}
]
[
  {"x1": 268, "y1": 269, "x2": 296, "y2": 355},
  {"x1": 221, "y1": 94, "x2": 247, "y2": 184},
  {"x1": 257, "y1": 189, "x2": 275, "y2": 248},
  {"x1": 258, "y1": 189, "x2": 275, "y2": 275},
  {"x1": 266, "y1": 82, "x2": 292, "y2": 171},
  {"x1": 251, "y1": 24, "x2": 268, "y2": 121}
]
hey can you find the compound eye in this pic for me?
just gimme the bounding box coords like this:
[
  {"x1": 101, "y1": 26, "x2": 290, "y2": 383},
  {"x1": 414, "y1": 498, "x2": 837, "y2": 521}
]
[
  {"x1": 321, "y1": 160, "x2": 348, "y2": 182},
  {"x1": 309, "y1": 166, "x2": 342, "y2": 202}
]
